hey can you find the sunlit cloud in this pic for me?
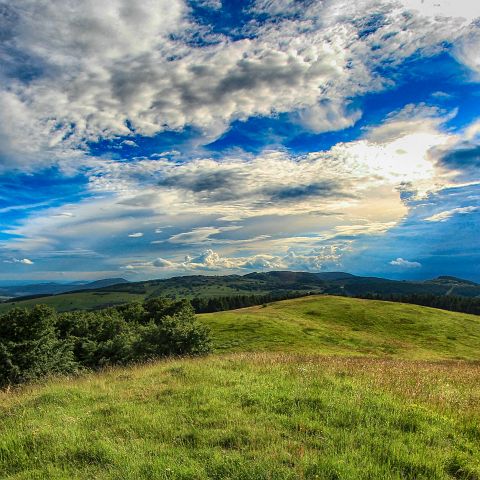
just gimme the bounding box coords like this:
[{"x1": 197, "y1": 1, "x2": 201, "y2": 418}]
[{"x1": 0, "y1": 0, "x2": 479, "y2": 281}]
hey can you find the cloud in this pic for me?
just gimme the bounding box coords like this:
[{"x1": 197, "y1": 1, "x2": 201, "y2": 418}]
[
  {"x1": 123, "y1": 246, "x2": 345, "y2": 273},
  {"x1": 3, "y1": 104, "x2": 471, "y2": 280},
  {"x1": 152, "y1": 257, "x2": 175, "y2": 268},
  {"x1": 3, "y1": 257, "x2": 34, "y2": 265},
  {"x1": 167, "y1": 226, "x2": 240, "y2": 244},
  {"x1": 454, "y1": 24, "x2": 480, "y2": 78},
  {"x1": 122, "y1": 140, "x2": 138, "y2": 147},
  {"x1": 1, "y1": 0, "x2": 478, "y2": 169},
  {"x1": 398, "y1": 0, "x2": 480, "y2": 22},
  {"x1": 389, "y1": 257, "x2": 421, "y2": 268},
  {"x1": 438, "y1": 144, "x2": 480, "y2": 171},
  {"x1": 296, "y1": 100, "x2": 362, "y2": 134},
  {"x1": 424, "y1": 206, "x2": 479, "y2": 222}
]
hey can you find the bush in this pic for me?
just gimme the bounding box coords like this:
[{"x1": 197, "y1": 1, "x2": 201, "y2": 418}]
[{"x1": 0, "y1": 299, "x2": 211, "y2": 387}]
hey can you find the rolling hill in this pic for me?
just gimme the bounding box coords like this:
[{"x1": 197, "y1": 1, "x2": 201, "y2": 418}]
[
  {"x1": 200, "y1": 295, "x2": 480, "y2": 360},
  {"x1": 1, "y1": 271, "x2": 479, "y2": 314},
  {"x1": 1, "y1": 295, "x2": 480, "y2": 479}
]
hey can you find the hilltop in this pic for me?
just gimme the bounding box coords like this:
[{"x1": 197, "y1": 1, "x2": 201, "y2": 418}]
[
  {"x1": 199, "y1": 295, "x2": 480, "y2": 360},
  {"x1": 0, "y1": 278, "x2": 129, "y2": 300}
]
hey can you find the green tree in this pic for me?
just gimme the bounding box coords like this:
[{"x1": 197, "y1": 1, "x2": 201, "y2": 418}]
[{"x1": 0, "y1": 306, "x2": 78, "y2": 386}]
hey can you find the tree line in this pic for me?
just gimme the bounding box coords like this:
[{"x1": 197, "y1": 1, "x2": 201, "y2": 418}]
[
  {"x1": 354, "y1": 293, "x2": 480, "y2": 315},
  {"x1": 0, "y1": 298, "x2": 210, "y2": 387},
  {"x1": 190, "y1": 291, "x2": 312, "y2": 313}
]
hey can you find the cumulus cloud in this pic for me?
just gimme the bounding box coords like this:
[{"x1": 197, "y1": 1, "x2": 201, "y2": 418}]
[
  {"x1": 0, "y1": 0, "x2": 478, "y2": 169},
  {"x1": 124, "y1": 245, "x2": 345, "y2": 273},
  {"x1": 296, "y1": 100, "x2": 362, "y2": 134},
  {"x1": 389, "y1": 257, "x2": 421, "y2": 268},
  {"x1": 152, "y1": 257, "x2": 176, "y2": 268},
  {"x1": 3, "y1": 104, "x2": 471, "y2": 279},
  {"x1": 3, "y1": 257, "x2": 34, "y2": 265}
]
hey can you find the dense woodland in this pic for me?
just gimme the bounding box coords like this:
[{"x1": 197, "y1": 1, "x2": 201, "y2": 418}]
[
  {"x1": 190, "y1": 291, "x2": 311, "y2": 313},
  {"x1": 355, "y1": 293, "x2": 480, "y2": 315},
  {"x1": 0, "y1": 298, "x2": 210, "y2": 387}
]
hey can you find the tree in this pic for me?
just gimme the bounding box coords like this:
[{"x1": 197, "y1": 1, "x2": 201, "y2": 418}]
[{"x1": 0, "y1": 306, "x2": 78, "y2": 386}]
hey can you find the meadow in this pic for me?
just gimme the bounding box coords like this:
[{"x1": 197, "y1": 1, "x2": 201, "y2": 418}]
[
  {"x1": 1, "y1": 295, "x2": 480, "y2": 479},
  {"x1": 201, "y1": 295, "x2": 480, "y2": 359},
  {"x1": 1, "y1": 353, "x2": 479, "y2": 479}
]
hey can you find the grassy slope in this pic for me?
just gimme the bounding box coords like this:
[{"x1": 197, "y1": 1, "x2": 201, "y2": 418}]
[
  {"x1": 2, "y1": 296, "x2": 480, "y2": 479},
  {"x1": 1, "y1": 354, "x2": 479, "y2": 479},
  {"x1": 0, "y1": 291, "x2": 146, "y2": 314},
  {"x1": 200, "y1": 295, "x2": 480, "y2": 360}
]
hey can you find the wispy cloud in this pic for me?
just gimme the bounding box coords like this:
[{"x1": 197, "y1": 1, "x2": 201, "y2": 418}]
[{"x1": 424, "y1": 206, "x2": 479, "y2": 222}]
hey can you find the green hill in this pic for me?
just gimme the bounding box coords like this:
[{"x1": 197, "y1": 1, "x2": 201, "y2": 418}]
[
  {"x1": 2, "y1": 296, "x2": 480, "y2": 479},
  {"x1": 200, "y1": 295, "x2": 480, "y2": 360}
]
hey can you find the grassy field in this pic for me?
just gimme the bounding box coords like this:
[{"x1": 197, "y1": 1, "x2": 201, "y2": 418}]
[
  {"x1": 1, "y1": 353, "x2": 479, "y2": 479},
  {"x1": 0, "y1": 291, "x2": 147, "y2": 314},
  {"x1": 200, "y1": 295, "x2": 480, "y2": 360},
  {"x1": 2, "y1": 295, "x2": 480, "y2": 479}
]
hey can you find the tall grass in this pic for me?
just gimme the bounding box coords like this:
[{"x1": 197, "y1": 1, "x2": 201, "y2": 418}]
[{"x1": 1, "y1": 353, "x2": 479, "y2": 479}]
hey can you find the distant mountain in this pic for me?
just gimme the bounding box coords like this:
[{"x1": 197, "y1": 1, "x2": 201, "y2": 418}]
[
  {"x1": 0, "y1": 278, "x2": 129, "y2": 299},
  {"x1": 1, "y1": 271, "x2": 479, "y2": 314}
]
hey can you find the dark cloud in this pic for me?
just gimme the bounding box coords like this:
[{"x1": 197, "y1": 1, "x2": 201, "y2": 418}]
[
  {"x1": 159, "y1": 169, "x2": 248, "y2": 201},
  {"x1": 439, "y1": 143, "x2": 480, "y2": 170},
  {"x1": 265, "y1": 181, "x2": 349, "y2": 201},
  {"x1": 159, "y1": 168, "x2": 347, "y2": 204}
]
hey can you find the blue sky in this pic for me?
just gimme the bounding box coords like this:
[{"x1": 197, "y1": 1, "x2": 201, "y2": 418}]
[{"x1": 0, "y1": 0, "x2": 479, "y2": 282}]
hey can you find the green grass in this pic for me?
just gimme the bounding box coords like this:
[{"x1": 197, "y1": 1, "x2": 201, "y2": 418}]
[
  {"x1": 2, "y1": 295, "x2": 480, "y2": 479},
  {"x1": 200, "y1": 295, "x2": 480, "y2": 360},
  {"x1": 1, "y1": 353, "x2": 479, "y2": 479},
  {"x1": 0, "y1": 291, "x2": 146, "y2": 314}
]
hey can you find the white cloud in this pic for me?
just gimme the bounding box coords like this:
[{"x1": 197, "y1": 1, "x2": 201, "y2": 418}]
[
  {"x1": 424, "y1": 206, "x2": 479, "y2": 222},
  {"x1": 128, "y1": 232, "x2": 144, "y2": 238},
  {"x1": 152, "y1": 257, "x2": 176, "y2": 268},
  {"x1": 1, "y1": 107, "x2": 476, "y2": 278},
  {"x1": 3, "y1": 257, "x2": 34, "y2": 265},
  {"x1": 389, "y1": 257, "x2": 421, "y2": 268},
  {"x1": 122, "y1": 140, "x2": 138, "y2": 147},
  {"x1": 455, "y1": 27, "x2": 480, "y2": 78},
  {"x1": 168, "y1": 226, "x2": 240, "y2": 244},
  {"x1": 398, "y1": 0, "x2": 480, "y2": 23},
  {"x1": 296, "y1": 100, "x2": 362, "y2": 134},
  {"x1": 1, "y1": 0, "x2": 478, "y2": 169},
  {"x1": 123, "y1": 246, "x2": 345, "y2": 273}
]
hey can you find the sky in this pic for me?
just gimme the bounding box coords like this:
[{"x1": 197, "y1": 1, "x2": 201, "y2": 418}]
[{"x1": 0, "y1": 0, "x2": 479, "y2": 283}]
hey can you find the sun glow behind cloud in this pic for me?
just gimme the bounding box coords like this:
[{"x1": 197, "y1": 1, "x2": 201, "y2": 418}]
[{"x1": 0, "y1": 0, "x2": 479, "y2": 281}]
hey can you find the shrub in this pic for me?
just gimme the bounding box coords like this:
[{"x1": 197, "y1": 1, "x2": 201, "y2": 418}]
[{"x1": 0, "y1": 299, "x2": 211, "y2": 387}]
